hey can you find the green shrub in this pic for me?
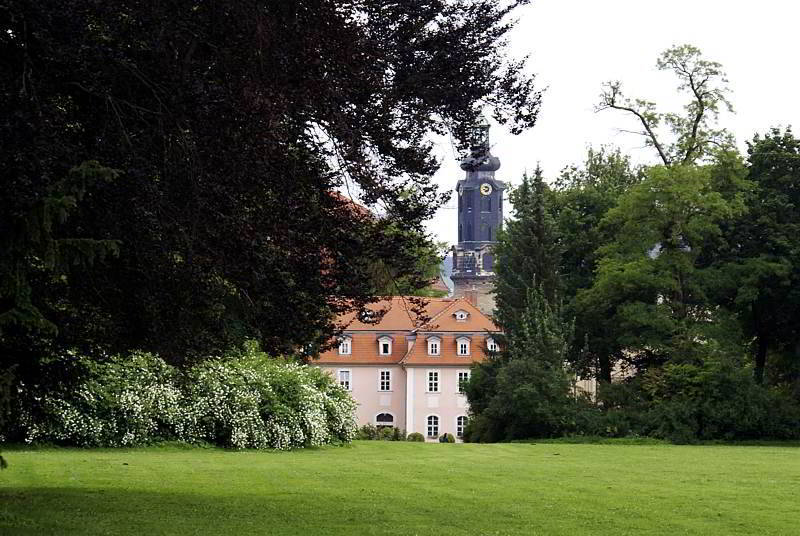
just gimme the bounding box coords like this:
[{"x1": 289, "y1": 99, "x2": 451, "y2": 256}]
[
  {"x1": 18, "y1": 351, "x2": 184, "y2": 447},
  {"x1": 12, "y1": 344, "x2": 358, "y2": 449},
  {"x1": 407, "y1": 432, "x2": 424, "y2": 442},
  {"x1": 640, "y1": 361, "x2": 800, "y2": 442},
  {"x1": 443, "y1": 433, "x2": 456, "y2": 443},
  {"x1": 356, "y1": 425, "x2": 406, "y2": 441},
  {"x1": 377, "y1": 426, "x2": 395, "y2": 441},
  {"x1": 182, "y1": 348, "x2": 357, "y2": 449},
  {"x1": 356, "y1": 424, "x2": 378, "y2": 440}
]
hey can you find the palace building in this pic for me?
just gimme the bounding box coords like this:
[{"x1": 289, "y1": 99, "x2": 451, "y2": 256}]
[{"x1": 315, "y1": 296, "x2": 499, "y2": 440}]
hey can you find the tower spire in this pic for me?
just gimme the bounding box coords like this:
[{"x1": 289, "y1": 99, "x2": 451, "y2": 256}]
[{"x1": 450, "y1": 118, "x2": 506, "y2": 315}]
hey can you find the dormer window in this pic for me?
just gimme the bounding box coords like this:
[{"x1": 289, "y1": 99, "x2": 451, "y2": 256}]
[
  {"x1": 378, "y1": 336, "x2": 392, "y2": 356},
  {"x1": 338, "y1": 336, "x2": 352, "y2": 355},
  {"x1": 487, "y1": 337, "x2": 498, "y2": 353},
  {"x1": 456, "y1": 336, "x2": 470, "y2": 356},
  {"x1": 454, "y1": 310, "x2": 469, "y2": 322},
  {"x1": 427, "y1": 336, "x2": 441, "y2": 356}
]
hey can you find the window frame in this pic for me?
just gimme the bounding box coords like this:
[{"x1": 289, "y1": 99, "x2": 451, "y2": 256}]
[
  {"x1": 456, "y1": 336, "x2": 471, "y2": 356},
  {"x1": 427, "y1": 336, "x2": 441, "y2": 356},
  {"x1": 378, "y1": 336, "x2": 392, "y2": 356},
  {"x1": 457, "y1": 370, "x2": 470, "y2": 393},
  {"x1": 338, "y1": 336, "x2": 352, "y2": 355},
  {"x1": 337, "y1": 369, "x2": 352, "y2": 391},
  {"x1": 486, "y1": 337, "x2": 498, "y2": 353},
  {"x1": 456, "y1": 415, "x2": 468, "y2": 438},
  {"x1": 378, "y1": 369, "x2": 391, "y2": 392},
  {"x1": 426, "y1": 414, "x2": 440, "y2": 438},
  {"x1": 427, "y1": 369, "x2": 440, "y2": 393},
  {"x1": 375, "y1": 412, "x2": 395, "y2": 428}
]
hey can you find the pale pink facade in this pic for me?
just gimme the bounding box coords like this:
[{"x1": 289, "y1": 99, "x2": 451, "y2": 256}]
[{"x1": 315, "y1": 297, "x2": 497, "y2": 440}]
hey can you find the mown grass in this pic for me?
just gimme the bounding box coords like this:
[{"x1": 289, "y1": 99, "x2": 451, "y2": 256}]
[{"x1": 1, "y1": 441, "x2": 798, "y2": 535}]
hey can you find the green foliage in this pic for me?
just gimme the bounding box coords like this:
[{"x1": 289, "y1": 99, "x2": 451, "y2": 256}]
[
  {"x1": 711, "y1": 128, "x2": 800, "y2": 384},
  {"x1": 580, "y1": 157, "x2": 749, "y2": 369},
  {"x1": 493, "y1": 168, "x2": 561, "y2": 334},
  {"x1": 0, "y1": 161, "x2": 119, "y2": 336},
  {"x1": 549, "y1": 147, "x2": 644, "y2": 381},
  {"x1": 355, "y1": 425, "x2": 406, "y2": 441},
  {"x1": 466, "y1": 286, "x2": 575, "y2": 442},
  {"x1": 442, "y1": 433, "x2": 456, "y2": 443},
  {"x1": 406, "y1": 432, "x2": 424, "y2": 442},
  {"x1": 1, "y1": 0, "x2": 541, "y2": 373},
  {"x1": 640, "y1": 360, "x2": 800, "y2": 443}
]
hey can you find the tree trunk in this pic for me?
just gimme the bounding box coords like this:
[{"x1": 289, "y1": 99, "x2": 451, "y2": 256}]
[
  {"x1": 598, "y1": 354, "x2": 612, "y2": 383},
  {"x1": 754, "y1": 334, "x2": 768, "y2": 385}
]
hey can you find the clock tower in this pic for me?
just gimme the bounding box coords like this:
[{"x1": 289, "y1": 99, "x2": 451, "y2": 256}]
[{"x1": 451, "y1": 116, "x2": 506, "y2": 315}]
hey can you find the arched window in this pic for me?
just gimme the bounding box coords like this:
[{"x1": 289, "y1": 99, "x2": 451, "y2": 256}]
[
  {"x1": 481, "y1": 195, "x2": 491, "y2": 212},
  {"x1": 456, "y1": 416, "x2": 468, "y2": 438},
  {"x1": 376, "y1": 413, "x2": 394, "y2": 428},
  {"x1": 426, "y1": 415, "x2": 439, "y2": 438},
  {"x1": 456, "y1": 336, "x2": 470, "y2": 356},
  {"x1": 378, "y1": 336, "x2": 392, "y2": 356}
]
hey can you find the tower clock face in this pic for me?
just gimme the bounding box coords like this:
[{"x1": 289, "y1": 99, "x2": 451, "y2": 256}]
[{"x1": 480, "y1": 183, "x2": 492, "y2": 196}]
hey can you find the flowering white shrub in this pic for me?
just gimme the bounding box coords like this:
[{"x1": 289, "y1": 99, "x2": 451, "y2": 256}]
[
  {"x1": 12, "y1": 344, "x2": 357, "y2": 450},
  {"x1": 21, "y1": 352, "x2": 184, "y2": 447},
  {"x1": 183, "y1": 347, "x2": 357, "y2": 449}
]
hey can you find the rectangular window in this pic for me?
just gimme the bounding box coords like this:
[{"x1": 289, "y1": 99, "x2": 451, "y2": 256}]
[
  {"x1": 428, "y1": 340, "x2": 440, "y2": 356},
  {"x1": 458, "y1": 371, "x2": 470, "y2": 393},
  {"x1": 379, "y1": 370, "x2": 391, "y2": 391},
  {"x1": 381, "y1": 342, "x2": 390, "y2": 355},
  {"x1": 338, "y1": 370, "x2": 351, "y2": 391},
  {"x1": 427, "y1": 415, "x2": 439, "y2": 438},
  {"x1": 338, "y1": 338, "x2": 351, "y2": 355},
  {"x1": 427, "y1": 370, "x2": 439, "y2": 393},
  {"x1": 458, "y1": 341, "x2": 469, "y2": 355},
  {"x1": 457, "y1": 416, "x2": 468, "y2": 438}
]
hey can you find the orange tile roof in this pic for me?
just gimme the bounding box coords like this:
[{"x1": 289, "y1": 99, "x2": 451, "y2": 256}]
[
  {"x1": 317, "y1": 297, "x2": 499, "y2": 365},
  {"x1": 401, "y1": 334, "x2": 493, "y2": 365}
]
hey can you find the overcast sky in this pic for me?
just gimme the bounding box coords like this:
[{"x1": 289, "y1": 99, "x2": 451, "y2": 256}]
[{"x1": 425, "y1": 0, "x2": 800, "y2": 246}]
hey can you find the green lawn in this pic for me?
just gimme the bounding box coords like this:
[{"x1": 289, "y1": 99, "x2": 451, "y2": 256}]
[{"x1": 1, "y1": 441, "x2": 798, "y2": 535}]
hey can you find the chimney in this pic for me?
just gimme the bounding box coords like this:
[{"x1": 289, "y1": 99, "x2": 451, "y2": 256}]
[{"x1": 465, "y1": 288, "x2": 478, "y2": 307}]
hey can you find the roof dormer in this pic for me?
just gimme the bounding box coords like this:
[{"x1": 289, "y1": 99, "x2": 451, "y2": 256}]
[
  {"x1": 377, "y1": 335, "x2": 393, "y2": 356},
  {"x1": 426, "y1": 336, "x2": 441, "y2": 356},
  {"x1": 453, "y1": 309, "x2": 470, "y2": 322},
  {"x1": 456, "y1": 336, "x2": 471, "y2": 356}
]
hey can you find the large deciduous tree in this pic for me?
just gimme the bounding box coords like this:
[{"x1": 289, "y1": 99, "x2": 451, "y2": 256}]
[
  {"x1": 580, "y1": 153, "x2": 749, "y2": 371},
  {"x1": 0, "y1": 1, "x2": 542, "y2": 369},
  {"x1": 549, "y1": 148, "x2": 644, "y2": 381},
  {"x1": 597, "y1": 44, "x2": 733, "y2": 167},
  {"x1": 712, "y1": 128, "x2": 800, "y2": 385}
]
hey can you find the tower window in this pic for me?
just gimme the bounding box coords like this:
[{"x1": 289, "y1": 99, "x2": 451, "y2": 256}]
[
  {"x1": 481, "y1": 196, "x2": 491, "y2": 212},
  {"x1": 467, "y1": 223, "x2": 473, "y2": 241},
  {"x1": 487, "y1": 225, "x2": 492, "y2": 241},
  {"x1": 458, "y1": 224, "x2": 462, "y2": 242}
]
